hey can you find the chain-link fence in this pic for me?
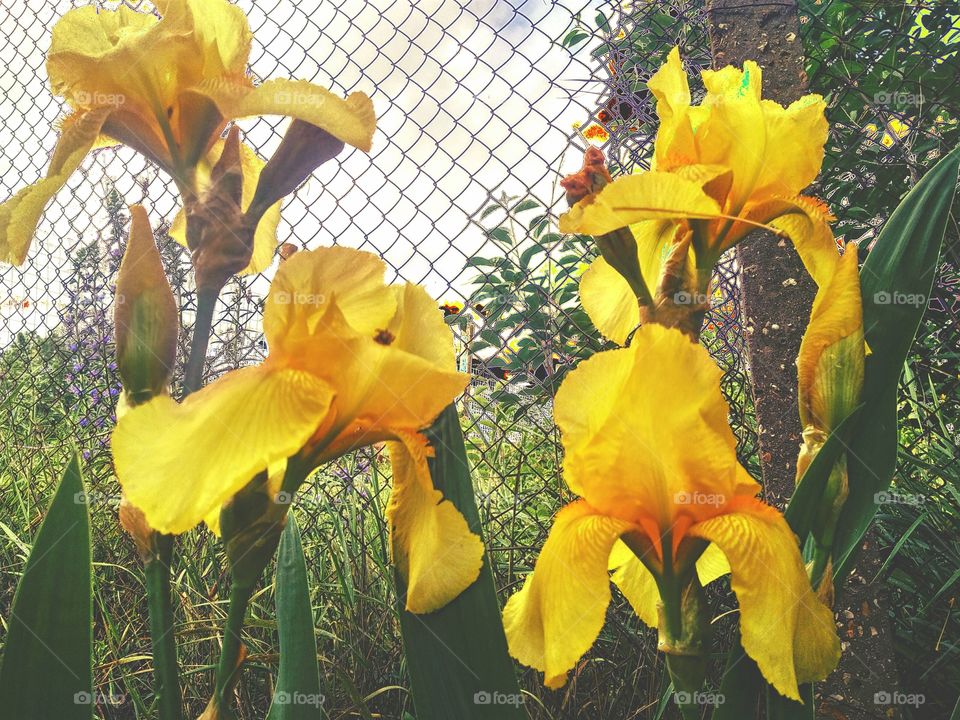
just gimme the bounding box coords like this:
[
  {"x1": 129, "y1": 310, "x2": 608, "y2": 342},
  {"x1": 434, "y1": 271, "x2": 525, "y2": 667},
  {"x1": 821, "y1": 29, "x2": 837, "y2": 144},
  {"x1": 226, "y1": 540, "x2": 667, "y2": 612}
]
[{"x1": 0, "y1": 1, "x2": 958, "y2": 718}]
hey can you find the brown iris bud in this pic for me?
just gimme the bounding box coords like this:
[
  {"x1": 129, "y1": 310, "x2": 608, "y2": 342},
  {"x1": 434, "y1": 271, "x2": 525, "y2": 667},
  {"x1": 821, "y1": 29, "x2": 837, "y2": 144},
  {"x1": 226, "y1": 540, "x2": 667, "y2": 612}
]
[
  {"x1": 559, "y1": 146, "x2": 613, "y2": 203},
  {"x1": 561, "y1": 148, "x2": 650, "y2": 305},
  {"x1": 118, "y1": 497, "x2": 155, "y2": 562},
  {"x1": 114, "y1": 205, "x2": 178, "y2": 405},
  {"x1": 248, "y1": 119, "x2": 345, "y2": 221},
  {"x1": 185, "y1": 126, "x2": 259, "y2": 292}
]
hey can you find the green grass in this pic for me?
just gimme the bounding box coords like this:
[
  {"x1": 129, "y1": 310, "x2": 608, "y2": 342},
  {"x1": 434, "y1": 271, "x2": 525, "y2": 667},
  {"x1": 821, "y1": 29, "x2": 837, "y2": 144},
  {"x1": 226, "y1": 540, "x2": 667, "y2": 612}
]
[{"x1": 2, "y1": 326, "x2": 958, "y2": 719}]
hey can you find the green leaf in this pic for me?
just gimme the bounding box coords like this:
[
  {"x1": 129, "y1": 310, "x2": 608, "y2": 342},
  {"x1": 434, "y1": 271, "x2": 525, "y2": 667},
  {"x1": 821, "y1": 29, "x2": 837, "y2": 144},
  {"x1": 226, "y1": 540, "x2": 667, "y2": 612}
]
[
  {"x1": 711, "y1": 633, "x2": 763, "y2": 720},
  {"x1": 510, "y1": 198, "x2": 540, "y2": 214},
  {"x1": 396, "y1": 405, "x2": 527, "y2": 720},
  {"x1": 783, "y1": 406, "x2": 863, "y2": 539},
  {"x1": 267, "y1": 512, "x2": 324, "y2": 719},
  {"x1": 833, "y1": 144, "x2": 960, "y2": 577},
  {"x1": 767, "y1": 682, "x2": 814, "y2": 720},
  {"x1": 0, "y1": 454, "x2": 93, "y2": 718}
]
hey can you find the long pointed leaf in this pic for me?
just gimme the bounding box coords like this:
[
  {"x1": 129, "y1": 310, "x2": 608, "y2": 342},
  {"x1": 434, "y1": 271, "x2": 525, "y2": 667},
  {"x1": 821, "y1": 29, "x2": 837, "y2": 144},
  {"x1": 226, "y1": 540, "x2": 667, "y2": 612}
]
[
  {"x1": 833, "y1": 144, "x2": 960, "y2": 576},
  {"x1": 784, "y1": 406, "x2": 863, "y2": 539},
  {"x1": 396, "y1": 404, "x2": 527, "y2": 720},
  {"x1": 0, "y1": 454, "x2": 93, "y2": 718},
  {"x1": 267, "y1": 512, "x2": 324, "y2": 720},
  {"x1": 712, "y1": 633, "x2": 763, "y2": 720}
]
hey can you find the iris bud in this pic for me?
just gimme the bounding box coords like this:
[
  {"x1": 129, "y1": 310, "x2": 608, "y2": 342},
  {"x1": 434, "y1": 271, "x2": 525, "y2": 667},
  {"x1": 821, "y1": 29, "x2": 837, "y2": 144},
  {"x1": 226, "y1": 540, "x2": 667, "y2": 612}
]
[{"x1": 114, "y1": 205, "x2": 178, "y2": 405}]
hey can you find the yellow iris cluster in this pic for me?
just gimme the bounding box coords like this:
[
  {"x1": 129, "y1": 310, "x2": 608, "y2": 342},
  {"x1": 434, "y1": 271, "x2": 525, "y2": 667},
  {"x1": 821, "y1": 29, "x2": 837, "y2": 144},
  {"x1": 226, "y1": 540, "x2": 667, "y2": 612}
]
[
  {"x1": 502, "y1": 48, "x2": 865, "y2": 700},
  {"x1": 1, "y1": 1, "x2": 862, "y2": 704}
]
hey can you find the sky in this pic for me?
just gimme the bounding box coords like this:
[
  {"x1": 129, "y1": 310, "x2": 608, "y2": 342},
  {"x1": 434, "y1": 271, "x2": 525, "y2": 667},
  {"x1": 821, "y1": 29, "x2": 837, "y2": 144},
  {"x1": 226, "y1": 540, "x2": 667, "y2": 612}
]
[{"x1": 0, "y1": 0, "x2": 608, "y2": 345}]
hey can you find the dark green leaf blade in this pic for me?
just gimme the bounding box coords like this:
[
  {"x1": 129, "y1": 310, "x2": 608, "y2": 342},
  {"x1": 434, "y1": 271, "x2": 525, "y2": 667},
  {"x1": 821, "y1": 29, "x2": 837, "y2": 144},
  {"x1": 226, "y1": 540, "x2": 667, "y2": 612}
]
[
  {"x1": 397, "y1": 404, "x2": 527, "y2": 720},
  {"x1": 267, "y1": 512, "x2": 324, "y2": 720},
  {"x1": 767, "y1": 682, "x2": 814, "y2": 720},
  {"x1": 784, "y1": 406, "x2": 863, "y2": 539},
  {"x1": 712, "y1": 633, "x2": 763, "y2": 720},
  {"x1": 833, "y1": 144, "x2": 960, "y2": 576},
  {"x1": 0, "y1": 454, "x2": 93, "y2": 718}
]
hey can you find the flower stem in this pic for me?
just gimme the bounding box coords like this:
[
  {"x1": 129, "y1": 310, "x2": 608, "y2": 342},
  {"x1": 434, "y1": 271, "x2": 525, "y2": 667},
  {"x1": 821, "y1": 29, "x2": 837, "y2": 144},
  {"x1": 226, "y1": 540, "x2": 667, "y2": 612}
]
[
  {"x1": 183, "y1": 286, "x2": 220, "y2": 396},
  {"x1": 144, "y1": 281, "x2": 220, "y2": 718},
  {"x1": 210, "y1": 582, "x2": 255, "y2": 717},
  {"x1": 145, "y1": 534, "x2": 183, "y2": 720}
]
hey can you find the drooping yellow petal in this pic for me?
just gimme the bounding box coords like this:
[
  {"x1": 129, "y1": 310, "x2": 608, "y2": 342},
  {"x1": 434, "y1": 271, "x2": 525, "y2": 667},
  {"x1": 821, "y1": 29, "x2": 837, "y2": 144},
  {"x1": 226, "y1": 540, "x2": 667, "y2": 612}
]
[
  {"x1": 112, "y1": 365, "x2": 334, "y2": 534},
  {"x1": 386, "y1": 433, "x2": 484, "y2": 613},
  {"x1": 695, "y1": 542, "x2": 731, "y2": 586},
  {"x1": 558, "y1": 173, "x2": 721, "y2": 236},
  {"x1": 503, "y1": 501, "x2": 635, "y2": 688},
  {"x1": 608, "y1": 540, "x2": 659, "y2": 627},
  {"x1": 797, "y1": 244, "x2": 864, "y2": 430},
  {"x1": 688, "y1": 498, "x2": 841, "y2": 700},
  {"x1": 554, "y1": 324, "x2": 745, "y2": 530},
  {"x1": 197, "y1": 78, "x2": 376, "y2": 152},
  {"x1": 0, "y1": 108, "x2": 111, "y2": 265},
  {"x1": 170, "y1": 139, "x2": 282, "y2": 274},
  {"x1": 580, "y1": 257, "x2": 638, "y2": 344},
  {"x1": 202, "y1": 458, "x2": 287, "y2": 537},
  {"x1": 648, "y1": 47, "x2": 696, "y2": 170},
  {"x1": 727, "y1": 196, "x2": 839, "y2": 287}
]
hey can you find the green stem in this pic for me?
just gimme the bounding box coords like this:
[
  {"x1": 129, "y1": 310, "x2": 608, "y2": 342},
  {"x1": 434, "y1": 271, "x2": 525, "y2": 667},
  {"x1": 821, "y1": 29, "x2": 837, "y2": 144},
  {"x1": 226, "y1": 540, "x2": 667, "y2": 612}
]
[
  {"x1": 211, "y1": 582, "x2": 255, "y2": 716},
  {"x1": 144, "y1": 279, "x2": 220, "y2": 717},
  {"x1": 145, "y1": 534, "x2": 183, "y2": 720},
  {"x1": 183, "y1": 286, "x2": 220, "y2": 396},
  {"x1": 809, "y1": 542, "x2": 832, "y2": 589},
  {"x1": 659, "y1": 530, "x2": 684, "y2": 644}
]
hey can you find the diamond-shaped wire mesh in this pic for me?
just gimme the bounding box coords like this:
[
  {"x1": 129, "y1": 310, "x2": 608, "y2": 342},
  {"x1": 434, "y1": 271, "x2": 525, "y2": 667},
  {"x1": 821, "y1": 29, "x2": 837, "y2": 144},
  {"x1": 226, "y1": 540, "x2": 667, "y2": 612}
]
[{"x1": 1, "y1": 1, "x2": 958, "y2": 718}]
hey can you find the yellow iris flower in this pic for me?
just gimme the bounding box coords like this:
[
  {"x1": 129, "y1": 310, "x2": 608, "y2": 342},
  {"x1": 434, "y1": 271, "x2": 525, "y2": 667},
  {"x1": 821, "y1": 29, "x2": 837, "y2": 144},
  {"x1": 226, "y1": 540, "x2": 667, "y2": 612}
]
[
  {"x1": 797, "y1": 244, "x2": 864, "y2": 443},
  {"x1": 111, "y1": 246, "x2": 483, "y2": 613},
  {"x1": 502, "y1": 324, "x2": 840, "y2": 699},
  {"x1": 0, "y1": 0, "x2": 375, "y2": 270},
  {"x1": 561, "y1": 47, "x2": 837, "y2": 344},
  {"x1": 795, "y1": 244, "x2": 864, "y2": 552}
]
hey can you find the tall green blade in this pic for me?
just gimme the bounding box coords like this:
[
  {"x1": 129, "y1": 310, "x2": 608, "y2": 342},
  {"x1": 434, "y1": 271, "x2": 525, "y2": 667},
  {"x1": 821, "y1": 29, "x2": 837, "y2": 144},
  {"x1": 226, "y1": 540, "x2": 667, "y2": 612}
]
[
  {"x1": 712, "y1": 634, "x2": 763, "y2": 720},
  {"x1": 396, "y1": 404, "x2": 527, "y2": 720},
  {"x1": 267, "y1": 512, "x2": 325, "y2": 720},
  {"x1": 784, "y1": 407, "x2": 863, "y2": 539},
  {"x1": 833, "y1": 144, "x2": 960, "y2": 576},
  {"x1": 767, "y1": 682, "x2": 814, "y2": 720},
  {"x1": 0, "y1": 454, "x2": 93, "y2": 717}
]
